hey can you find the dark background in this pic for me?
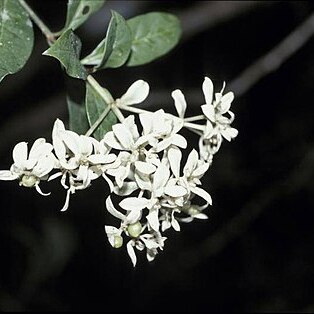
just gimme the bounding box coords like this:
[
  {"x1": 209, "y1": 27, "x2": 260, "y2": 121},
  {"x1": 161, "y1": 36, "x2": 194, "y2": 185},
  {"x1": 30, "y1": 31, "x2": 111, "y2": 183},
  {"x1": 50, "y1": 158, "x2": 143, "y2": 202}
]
[{"x1": 1, "y1": 0, "x2": 314, "y2": 312}]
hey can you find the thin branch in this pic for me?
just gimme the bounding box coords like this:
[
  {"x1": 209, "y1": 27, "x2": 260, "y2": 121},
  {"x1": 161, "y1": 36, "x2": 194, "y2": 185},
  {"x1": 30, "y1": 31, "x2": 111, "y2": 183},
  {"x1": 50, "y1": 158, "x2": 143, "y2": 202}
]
[
  {"x1": 146, "y1": 11, "x2": 314, "y2": 107},
  {"x1": 229, "y1": 12, "x2": 314, "y2": 96},
  {"x1": 179, "y1": 1, "x2": 273, "y2": 42},
  {"x1": 18, "y1": 0, "x2": 56, "y2": 44}
]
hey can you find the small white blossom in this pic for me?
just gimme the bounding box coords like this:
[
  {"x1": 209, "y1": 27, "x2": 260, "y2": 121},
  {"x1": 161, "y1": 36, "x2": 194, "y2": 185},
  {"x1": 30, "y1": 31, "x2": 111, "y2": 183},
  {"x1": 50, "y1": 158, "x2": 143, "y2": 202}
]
[
  {"x1": 0, "y1": 139, "x2": 55, "y2": 195},
  {"x1": 199, "y1": 77, "x2": 238, "y2": 161},
  {"x1": 51, "y1": 119, "x2": 116, "y2": 211}
]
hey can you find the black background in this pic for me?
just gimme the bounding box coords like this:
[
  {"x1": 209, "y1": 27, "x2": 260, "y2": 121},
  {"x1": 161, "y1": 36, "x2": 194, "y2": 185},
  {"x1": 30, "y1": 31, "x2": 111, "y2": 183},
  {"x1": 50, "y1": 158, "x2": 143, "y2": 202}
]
[{"x1": 1, "y1": 1, "x2": 314, "y2": 312}]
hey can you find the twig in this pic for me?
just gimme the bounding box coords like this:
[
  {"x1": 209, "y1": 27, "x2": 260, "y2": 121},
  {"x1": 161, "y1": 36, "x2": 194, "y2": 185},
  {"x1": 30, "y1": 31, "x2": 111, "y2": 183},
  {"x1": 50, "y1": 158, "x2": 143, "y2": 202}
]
[
  {"x1": 229, "y1": 12, "x2": 314, "y2": 96},
  {"x1": 18, "y1": 0, "x2": 56, "y2": 44},
  {"x1": 146, "y1": 11, "x2": 314, "y2": 107},
  {"x1": 179, "y1": 1, "x2": 273, "y2": 42}
]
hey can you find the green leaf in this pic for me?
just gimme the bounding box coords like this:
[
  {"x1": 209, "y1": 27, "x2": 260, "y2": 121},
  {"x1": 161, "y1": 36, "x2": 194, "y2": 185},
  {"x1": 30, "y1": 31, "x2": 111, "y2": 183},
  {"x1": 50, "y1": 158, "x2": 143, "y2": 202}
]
[
  {"x1": 63, "y1": 0, "x2": 105, "y2": 32},
  {"x1": 127, "y1": 12, "x2": 181, "y2": 67},
  {"x1": 67, "y1": 97, "x2": 89, "y2": 134},
  {"x1": 85, "y1": 82, "x2": 117, "y2": 140},
  {"x1": 43, "y1": 29, "x2": 87, "y2": 80},
  {"x1": 0, "y1": 0, "x2": 34, "y2": 82},
  {"x1": 81, "y1": 10, "x2": 132, "y2": 69}
]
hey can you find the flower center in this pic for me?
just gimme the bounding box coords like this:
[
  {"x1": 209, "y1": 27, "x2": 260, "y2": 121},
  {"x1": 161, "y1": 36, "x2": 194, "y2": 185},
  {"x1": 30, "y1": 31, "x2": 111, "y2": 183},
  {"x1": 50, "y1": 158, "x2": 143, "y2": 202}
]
[
  {"x1": 20, "y1": 175, "x2": 38, "y2": 188},
  {"x1": 127, "y1": 222, "x2": 142, "y2": 238}
]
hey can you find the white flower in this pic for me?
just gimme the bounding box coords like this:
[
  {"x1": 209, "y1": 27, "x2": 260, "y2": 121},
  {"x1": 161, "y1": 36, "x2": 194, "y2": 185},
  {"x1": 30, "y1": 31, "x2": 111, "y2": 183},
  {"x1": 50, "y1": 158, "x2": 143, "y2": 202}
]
[
  {"x1": 51, "y1": 119, "x2": 116, "y2": 211},
  {"x1": 139, "y1": 109, "x2": 187, "y2": 152},
  {"x1": 126, "y1": 231, "x2": 167, "y2": 266},
  {"x1": 0, "y1": 139, "x2": 55, "y2": 195},
  {"x1": 200, "y1": 77, "x2": 238, "y2": 158}
]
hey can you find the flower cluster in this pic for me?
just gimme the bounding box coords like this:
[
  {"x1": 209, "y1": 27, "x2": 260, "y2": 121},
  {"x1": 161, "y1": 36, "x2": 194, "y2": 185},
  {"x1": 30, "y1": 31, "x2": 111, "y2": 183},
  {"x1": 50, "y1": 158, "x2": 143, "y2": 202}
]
[{"x1": 0, "y1": 77, "x2": 238, "y2": 266}]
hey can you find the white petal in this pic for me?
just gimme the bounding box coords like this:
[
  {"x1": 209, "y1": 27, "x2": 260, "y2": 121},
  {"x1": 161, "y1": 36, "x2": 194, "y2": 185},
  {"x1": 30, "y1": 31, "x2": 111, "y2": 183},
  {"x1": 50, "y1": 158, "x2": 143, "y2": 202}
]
[
  {"x1": 35, "y1": 184, "x2": 51, "y2": 196},
  {"x1": 126, "y1": 208, "x2": 142, "y2": 224},
  {"x1": 171, "y1": 217, "x2": 181, "y2": 231},
  {"x1": 135, "y1": 161, "x2": 156, "y2": 175},
  {"x1": 106, "y1": 196, "x2": 126, "y2": 221},
  {"x1": 0, "y1": 170, "x2": 19, "y2": 180},
  {"x1": 153, "y1": 164, "x2": 170, "y2": 197},
  {"x1": 48, "y1": 172, "x2": 63, "y2": 182},
  {"x1": 102, "y1": 173, "x2": 115, "y2": 192},
  {"x1": 119, "y1": 197, "x2": 149, "y2": 212},
  {"x1": 194, "y1": 213, "x2": 208, "y2": 219},
  {"x1": 103, "y1": 132, "x2": 124, "y2": 150},
  {"x1": 161, "y1": 220, "x2": 171, "y2": 232},
  {"x1": 79, "y1": 135, "x2": 93, "y2": 156},
  {"x1": 13, "y1": 142, "x2": 28, "y2": 166},
  {"x1": 123, "y1": 115, "x2": 139, "y2": 140},
  {"x1": 192, "y1": 163, "x2": 210, "y2": 177},
  {"x1": 134, "y1": 173, "x2": 152, "y2": 191},
  {"x1": 147, "y1": 209, "x2": 160, "y2": 232},
  {"x1": 190, "y1": 186, "x2": 212, "y2": 205},
  {"x1": 201, "y1": 104, "x2": 215, "y2": 122},
  {"x1": 105, "y1": 225, "x2": 120, "y2": 236},
  {"x1": 112, "y1": 124, "x2": 134, "y2": 150},
  {"x1": 120, "y1": 80, "x2": 149, "y2": 106},
  {"x1": 61, "y1": 130, "x2": 80, "y2": 155},
  {"x1": 202, "y1": 77, "x2": 214, "y2": 105},
  {"x1": 88, "y1": 154, "x2": 116, "y2": 164},
  {"x1": 220, "y1": 91, "x2": 234, "y2": 113},
  {"x1": 168, "y1": 146, "x2": 181, "y2": 178},
  {"x1": 164, "y1": 185, "x2": 187, "y2": 198},
  {"x1": 29, "y1": 138, "x2": 52, "y2": 160},
  {"x1": 32, "y1": 156, "x2": 55, "y2": 178},
  {"x1": 52, "y1": 120, "x2": 66, "y2": 160},
  {"x1": 172, "y1": 89, "x2": 187, "y2": 118},
  {"x1": 172, "y1": 134, "x2": 187, "y2": 149},
  {"x1": 183, "y1": 149, "x2": 198, "y2": 177},
  {"x1": 61, "y1": 189, "x2": 71, "y2": 211},
  {"x1": 155, "y1": 137, "x2": 172, "y2": 153},
  {"x1": 127, "y1": 240, "x2": 137, "y2": 267},
  {"x1": 139, "y1": 112, "x2": 153, "y2": 135},
  {"x1": 115, "y1": 164, "x2": 130, "y2": 188}
]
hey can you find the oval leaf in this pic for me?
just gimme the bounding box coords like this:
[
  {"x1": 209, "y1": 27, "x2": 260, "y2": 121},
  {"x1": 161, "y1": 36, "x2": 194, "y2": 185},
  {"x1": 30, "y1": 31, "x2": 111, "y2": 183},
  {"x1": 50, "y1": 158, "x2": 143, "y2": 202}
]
[
  {"x1": 85, "y1": 82, "x2": 117, "y2": 140},
  {"x1": 81, "y1": 10, "x2": 132, "y2": 69},
  {"x1": 127, "y1": 12, "x2": 181, "y2": 67},
  {"x1": 0, "y1": 0, "x2": 34, "y2": 82},
  {"x1": 43, "y1": 29, "x2": 87, "y2": 80},
  {"x1": 63, "y1": 0, "x2": 105, "y2": 32}
]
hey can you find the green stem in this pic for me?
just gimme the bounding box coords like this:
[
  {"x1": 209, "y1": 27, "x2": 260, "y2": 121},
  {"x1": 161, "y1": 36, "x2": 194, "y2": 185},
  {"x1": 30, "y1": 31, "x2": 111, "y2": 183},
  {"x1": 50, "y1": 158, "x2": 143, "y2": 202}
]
[
  {"x1": 87, "y1": 76, "x2": 114, "y2": 104},
  {"x1": 18, "y1": 0, "x2": 56, "y2": 44},
  {"x1": 85, "y1": 106, "x2": 111, "y2": 137},
  {"x1": 85, "y1": 75, "x2": 116, "y2": 136}
]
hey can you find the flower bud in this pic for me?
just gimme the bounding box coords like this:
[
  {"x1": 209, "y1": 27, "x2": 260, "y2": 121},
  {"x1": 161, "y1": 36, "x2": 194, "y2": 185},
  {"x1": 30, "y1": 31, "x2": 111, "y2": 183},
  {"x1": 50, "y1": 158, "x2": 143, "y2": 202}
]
[
  {"x1": 188, "y1": 206, "x2": 200, "y2": 216},
  {"x1": 20, "y1": 175, "x2": 38, "y2": 188},
  {"x1": 113, "y1": 235, "x2": 123, "y2": 248},
  {"x1": 127, "y1": 222, "x2": 142, "y2": 238}
]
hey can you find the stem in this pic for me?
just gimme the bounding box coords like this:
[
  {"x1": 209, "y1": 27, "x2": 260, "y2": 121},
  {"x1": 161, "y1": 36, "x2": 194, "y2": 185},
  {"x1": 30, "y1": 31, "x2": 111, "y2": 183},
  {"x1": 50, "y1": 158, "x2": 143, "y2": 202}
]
[
  {"x1": 184, "y1": 115, "x2": 205, "y2": 122},
  {"x1": 18, "y1": 0, "x2": 56, "y2": 44},
  {"x1": 112, "y1": 107, "x2": 125, "y2": 122},
  {"x1": 183, "y1": 122, "x2": 205, "y2": 131},
  {"x1": 85, "y1": 106, "x2": 111, "y2": 137},
  {"x1": 85, "y1": 75, "x2": 115, "y2": 136},
  {"x1": 87, "y1": 76, "x2": 114, "y2": 104},
  {"x1": 117, "y1": 103, "x2": 149, "y2": 115}
]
